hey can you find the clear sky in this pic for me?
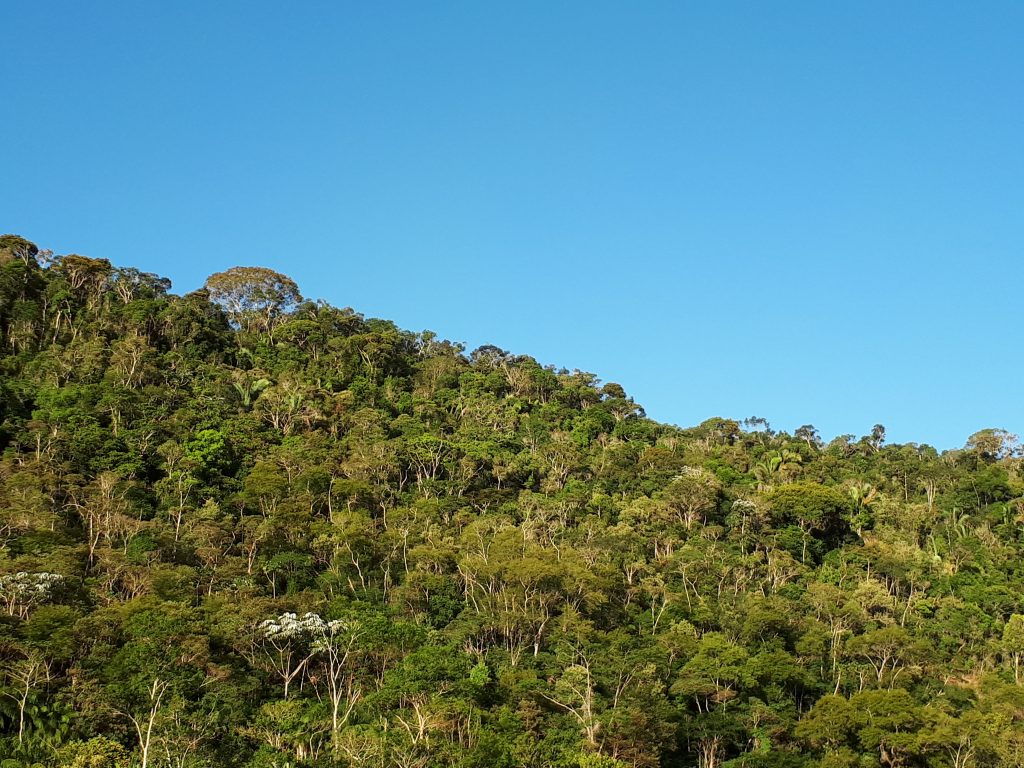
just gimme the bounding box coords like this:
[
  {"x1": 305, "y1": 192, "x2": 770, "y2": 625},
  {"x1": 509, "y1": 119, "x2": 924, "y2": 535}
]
[{"x1": 3, "y1": 2, "x2": 1022, "y2": 449}]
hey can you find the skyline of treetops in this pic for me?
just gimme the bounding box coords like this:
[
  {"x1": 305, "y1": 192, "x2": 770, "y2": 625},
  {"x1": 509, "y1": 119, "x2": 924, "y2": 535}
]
[{"x1": 2, "y1": 234, "x2": 1023, "y2": 768}]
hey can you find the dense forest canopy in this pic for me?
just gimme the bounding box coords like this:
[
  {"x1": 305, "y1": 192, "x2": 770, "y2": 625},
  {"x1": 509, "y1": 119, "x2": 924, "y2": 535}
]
[{"x1": 1, "y1": 235, "x2": 1023, "y2": 768}]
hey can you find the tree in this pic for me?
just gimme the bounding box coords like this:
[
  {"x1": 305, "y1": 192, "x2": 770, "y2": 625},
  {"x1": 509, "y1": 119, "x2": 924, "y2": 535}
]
[
  {"x1": 660, "y1": 467, "x2": 721, "y2": 530},
  {"x1": 124, "y1": 676, "x2": 168, "y2": 768},
  {"x1": 795, "y1": 425, "x2": 823, "y2": 450},
  {"x1": 204, "y1": 266, "x2": 302, "y2": 335},
  {"x1": 94, "y1": 603, "x2": 210, "y2": 768},
  {"x1": 672, "y1": 633, "x2": 751, "y2": 714},
  {"x1": 0, "y1": 572, "x2": 63, "y2": 618},
  {"x1": 766, "y1": 483, "x2": 852, "y2": 562},
  {"x1": 846, "y1": 627, "x2": 924, "y2": 689},
  {"x1": 256, "y1": 612, "x2": 327, "y2": 698},
  {"x1": 1003, "y1": 614, "x2": 1024, "y2": 684},
  {"x1": 0, "y1": 234, "x2": 40, "y2": 265},
  {"x1": 308, "y1": 615, "x2": 364, "y2": 742},
  {"x1": 1, "y1": 646, "x2": 53, "y2": 746},
  {"x1": 753, "y1": 450, "x2": 802, "y2": 491},
  {"x1": 965, "y1": 428, "x2": 1019, "y2": 461}
]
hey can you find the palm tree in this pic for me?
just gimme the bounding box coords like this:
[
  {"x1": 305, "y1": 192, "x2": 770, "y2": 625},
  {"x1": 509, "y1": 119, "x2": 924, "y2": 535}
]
[
  {"x1": 753, "y1": 449, "x2": 802, "y2": 490},
  {"x1": 232, "y1": 370, "x2": 272, "y2": 408},
  {"x1": 847, "y1": 481, "x2": 878, "y2": 537}
]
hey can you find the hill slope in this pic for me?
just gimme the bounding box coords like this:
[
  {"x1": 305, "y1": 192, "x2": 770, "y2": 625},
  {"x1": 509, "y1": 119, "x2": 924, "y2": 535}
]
[{"x1": 1, "y1": 235, "x2": 1023, "y2": 768}]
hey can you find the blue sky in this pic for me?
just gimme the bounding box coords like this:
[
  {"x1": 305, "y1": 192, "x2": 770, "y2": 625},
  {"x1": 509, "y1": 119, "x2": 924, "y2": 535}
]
[{"x1": 3, "y1": 2, "x2": 1022, "y2": 449}]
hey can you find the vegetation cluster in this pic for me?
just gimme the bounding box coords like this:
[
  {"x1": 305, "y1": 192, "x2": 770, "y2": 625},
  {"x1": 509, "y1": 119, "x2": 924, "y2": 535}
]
[{"x1": 2, "y1": 235, "x2": 1023, "y2": 768}]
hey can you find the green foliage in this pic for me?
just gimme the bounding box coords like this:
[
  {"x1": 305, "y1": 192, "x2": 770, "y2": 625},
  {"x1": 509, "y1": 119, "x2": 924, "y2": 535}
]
[
  {"x1": 53, "y1": 737, "x2": 130, "y2": 768},
  {"x1": 1, "y1": 237, "x2": 1023, "y2": 767}
]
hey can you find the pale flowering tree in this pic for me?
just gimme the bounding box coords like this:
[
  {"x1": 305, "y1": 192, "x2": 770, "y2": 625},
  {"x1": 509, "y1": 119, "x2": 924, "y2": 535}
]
[
  {"x1": 258, "y1": 612, "x2": 325, "y2": 699},
  {"x1": 258, "y1": 611, "x2": 363, "y2": 743},
  {"x1": 0, "y1": 571, "x2": 64, "y2": 618}
]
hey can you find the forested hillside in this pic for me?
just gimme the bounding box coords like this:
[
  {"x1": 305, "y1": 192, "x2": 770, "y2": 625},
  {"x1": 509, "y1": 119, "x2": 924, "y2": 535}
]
[{"x1": 1, "y1": 234, "x2": 1023, "y2": 768}]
